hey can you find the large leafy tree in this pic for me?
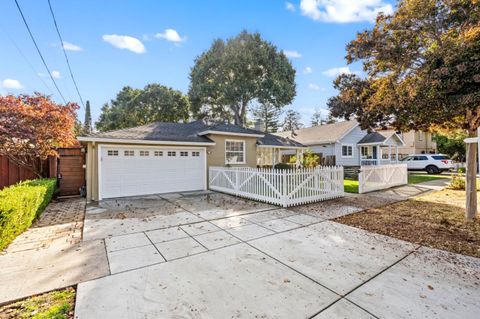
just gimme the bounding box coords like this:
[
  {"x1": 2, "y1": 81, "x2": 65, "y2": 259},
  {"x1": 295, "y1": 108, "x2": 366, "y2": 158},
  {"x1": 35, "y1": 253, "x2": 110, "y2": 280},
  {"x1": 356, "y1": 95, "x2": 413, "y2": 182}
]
[
  {"x1": 251, "y1": 103, "x2": 282, "y2": 133},
  {"x1": 0, "y1": 94, "x2": 78, "y2": 177},
  {"x1": 96, "y1": 84, "x2": 190, "y2": 132},
  {"x1": 189, "y1": 30, "x2": 296, "y2": 126},
  {"x1": 328, "y1": 0, "x2": 479, "y2": 219}
]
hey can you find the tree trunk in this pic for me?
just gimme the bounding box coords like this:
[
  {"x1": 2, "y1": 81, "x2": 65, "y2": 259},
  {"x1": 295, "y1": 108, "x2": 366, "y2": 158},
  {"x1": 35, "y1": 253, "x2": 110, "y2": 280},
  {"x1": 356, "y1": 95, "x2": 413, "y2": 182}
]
[{"x1": 465, "y1": 135, "x2": 477, "y2": 220}]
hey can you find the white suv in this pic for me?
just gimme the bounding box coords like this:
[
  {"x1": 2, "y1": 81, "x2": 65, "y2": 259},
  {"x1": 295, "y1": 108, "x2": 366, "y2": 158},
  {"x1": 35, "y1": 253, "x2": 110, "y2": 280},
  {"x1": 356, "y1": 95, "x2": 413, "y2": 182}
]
[{"x1": 400, "y1": 154, "x2": 454, "y2": 174}]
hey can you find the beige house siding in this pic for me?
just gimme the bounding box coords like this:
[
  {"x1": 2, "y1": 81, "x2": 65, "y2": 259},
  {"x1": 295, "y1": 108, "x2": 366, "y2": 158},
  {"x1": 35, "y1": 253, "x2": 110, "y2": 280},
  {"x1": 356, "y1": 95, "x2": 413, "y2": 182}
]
[
  {"x1": 397, "y1": 131, "x2": 437, "y2": 158},
  {"x1": 206, "y1": 134, "x2": 257, "y2": 167}
]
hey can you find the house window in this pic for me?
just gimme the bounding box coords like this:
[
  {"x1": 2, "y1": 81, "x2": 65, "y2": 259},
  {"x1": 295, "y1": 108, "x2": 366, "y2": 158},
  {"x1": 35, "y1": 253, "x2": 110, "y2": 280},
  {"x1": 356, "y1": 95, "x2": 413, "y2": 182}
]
[
  {"x1": 192, "y1": 151, "x2": 200, "y2": 157},
  {"x1": 168, "y1": 151, "x2": 176, "y2": 157},
  {"x1": 360, "y1": 146, "x2": 369, "y2": 157},
  {"x1": 154, "y1": 151, "x2": 163, "y2": 156},
  {"x1": 107, "y1": 150, "x2": 118, "y2": 156},
  {"x1": 225, "y1": 140, "x2": 245, "y2": 164},
  {"x1": 180, "y1": 151, "x2": 188, "y2": 157},
  {"x1": 124, "y1": 150, "x2": 134, "y2": 156},
  {"x1": 139, "y1": 150, "x2": 149, "y2": 156},
  {"x1": 341, "y1": 145, "x2": 353, "y2": 158},
  {"x1": 418, "y1": 131, "x2": 424, "y2": 141}
]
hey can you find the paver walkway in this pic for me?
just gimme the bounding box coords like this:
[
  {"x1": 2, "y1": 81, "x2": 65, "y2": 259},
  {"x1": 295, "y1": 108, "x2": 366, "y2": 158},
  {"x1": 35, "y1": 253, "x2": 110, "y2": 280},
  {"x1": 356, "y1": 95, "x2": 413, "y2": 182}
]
[{"x1": 0, "y1": 198, "x2": 109, "y2": 304}]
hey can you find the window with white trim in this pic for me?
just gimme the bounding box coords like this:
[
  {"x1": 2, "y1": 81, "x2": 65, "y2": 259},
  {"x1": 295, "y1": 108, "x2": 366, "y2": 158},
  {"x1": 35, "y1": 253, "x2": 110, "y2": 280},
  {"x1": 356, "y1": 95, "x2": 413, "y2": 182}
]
[
  {"x1": 168, "y1": 151, "x2": 176, "y2": 157},
  {"x1": 107, "y1": 150, "x2": 118, "y2": 156},
  {"x1": 225, "y1": 140, "x2": 245, "y2": 164},
  {"x1": 192, "y1": 151, "x2": 200, "y2": 157},
  {"x1": 154, "y1": 151, "x2": 163, "y2": 156},
  {"x1": 139, "y1": 150, "x2": 149, "y2": 156},
  {"x1": 341, "y1": 145, "x2": 353, "y2": 157},
  {"x1": 180, "y1": 151, "x2": 188, "y2": 157},
  {"x1": 124, "y1": 150, "x2": 134, "y2": 156},
  {"x1": 360, "y1": 146, "x2": 369, "y2": 157}
]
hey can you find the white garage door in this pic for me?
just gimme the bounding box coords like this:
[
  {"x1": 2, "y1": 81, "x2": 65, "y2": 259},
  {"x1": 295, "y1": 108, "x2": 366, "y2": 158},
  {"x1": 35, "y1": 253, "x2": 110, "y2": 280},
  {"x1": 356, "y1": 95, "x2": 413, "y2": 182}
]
[{"x1": 99, "y1": 146, "x2": 206, "y2": 199}]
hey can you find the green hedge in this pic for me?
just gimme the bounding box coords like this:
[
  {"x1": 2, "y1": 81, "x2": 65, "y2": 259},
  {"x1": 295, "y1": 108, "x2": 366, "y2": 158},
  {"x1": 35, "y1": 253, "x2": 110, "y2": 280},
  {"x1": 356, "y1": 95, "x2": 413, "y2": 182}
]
[{"x1": 0, "y1": 178, "x2": 56, "y2": 250}]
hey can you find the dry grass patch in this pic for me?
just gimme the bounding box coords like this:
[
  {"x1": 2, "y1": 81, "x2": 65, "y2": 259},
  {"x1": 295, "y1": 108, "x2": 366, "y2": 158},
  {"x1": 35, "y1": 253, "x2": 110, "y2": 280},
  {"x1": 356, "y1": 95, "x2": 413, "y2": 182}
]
[{"x1": 336, "y1": 189, "x2": 480, "y2": 258}]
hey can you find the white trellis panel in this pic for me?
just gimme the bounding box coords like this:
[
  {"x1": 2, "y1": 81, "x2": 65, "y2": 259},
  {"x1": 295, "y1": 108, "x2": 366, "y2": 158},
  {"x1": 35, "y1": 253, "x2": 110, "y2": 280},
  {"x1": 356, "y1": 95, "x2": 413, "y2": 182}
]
[
  {"x1": 358, "y1": 164, "x2": 408, "y2": 194},
  {"x1": 209, "y1": 166, "x2": 344, "y2": 207}
]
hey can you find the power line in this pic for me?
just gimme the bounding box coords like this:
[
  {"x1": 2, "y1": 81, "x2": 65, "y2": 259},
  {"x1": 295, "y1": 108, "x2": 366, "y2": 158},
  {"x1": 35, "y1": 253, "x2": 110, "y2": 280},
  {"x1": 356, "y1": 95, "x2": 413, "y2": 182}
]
[
  {"x1": 47, "y1": 0, "x2": 85, "y2": 108},
  {"x1": 13, "y1": 0, "x2": 67, "y2": 104},
  {"x1": 0, "y1": 21, "x2": 55, "y2": 96}
]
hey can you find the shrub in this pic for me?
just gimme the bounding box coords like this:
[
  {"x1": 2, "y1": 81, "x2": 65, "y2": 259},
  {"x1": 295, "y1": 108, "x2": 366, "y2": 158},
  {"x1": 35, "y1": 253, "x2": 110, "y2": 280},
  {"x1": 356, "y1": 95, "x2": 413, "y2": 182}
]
[
  {"x1": 0, "y1": 178, "x2": 56, "y2": 250},
  {"x1": 274, "y1": 163, "x2": 290, "y2": 170},
  {"x1": 448, "y1": 171, "x2": 465, "y2": 190}
]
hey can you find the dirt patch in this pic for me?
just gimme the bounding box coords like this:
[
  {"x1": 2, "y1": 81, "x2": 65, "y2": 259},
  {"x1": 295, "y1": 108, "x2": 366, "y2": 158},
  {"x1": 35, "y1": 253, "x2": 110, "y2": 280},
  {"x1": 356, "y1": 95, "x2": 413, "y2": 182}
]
[
  {"x1": 336, "y1": 189, "x2": 480, "y2": 258},
  {"x1": 0, "y1": 287, "x2": 75, "y2": 319}
]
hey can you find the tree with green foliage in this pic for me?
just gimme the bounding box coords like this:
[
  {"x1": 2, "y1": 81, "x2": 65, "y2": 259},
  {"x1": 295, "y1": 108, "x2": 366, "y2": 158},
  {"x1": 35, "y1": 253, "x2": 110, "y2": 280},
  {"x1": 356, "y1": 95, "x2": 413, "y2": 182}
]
[
  {"x1": 311, "y1": 109, "x2": 323, "y2": 126},
  {"x1": 327, "y1": 0, "x2": 479, "y2": 219},
  {"x1": 434, "y1": 131, "x2": 468, "y2": 161},
  {"x1": 83, "y1": 100, "x2": 92, "y2": 134},
  {"x1": 189, "y1": 30, "x2": 296, "y2": 126},
  {"x1": 282, "y1": 109, "x2": 303, "y2": 136},
  {"x1": 251, "y1": 103, "x2": 282, "y2": 133},
  {"x1": 95, "y1": 84, "x2": 190, "y2": 132}
]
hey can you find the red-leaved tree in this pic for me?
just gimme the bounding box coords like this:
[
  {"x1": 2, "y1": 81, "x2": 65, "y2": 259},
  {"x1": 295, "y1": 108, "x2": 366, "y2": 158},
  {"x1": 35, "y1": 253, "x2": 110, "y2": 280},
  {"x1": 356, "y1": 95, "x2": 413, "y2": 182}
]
[{"x1": 0, "y1": 94, "x2": 79, "y2": 177}]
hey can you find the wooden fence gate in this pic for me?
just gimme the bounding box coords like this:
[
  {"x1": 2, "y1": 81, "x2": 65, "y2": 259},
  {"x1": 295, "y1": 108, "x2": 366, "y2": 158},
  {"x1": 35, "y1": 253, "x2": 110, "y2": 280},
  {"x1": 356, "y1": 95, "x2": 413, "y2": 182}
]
[{"x1": 57, "y1": 148, "x2": 85, "y2": 196}]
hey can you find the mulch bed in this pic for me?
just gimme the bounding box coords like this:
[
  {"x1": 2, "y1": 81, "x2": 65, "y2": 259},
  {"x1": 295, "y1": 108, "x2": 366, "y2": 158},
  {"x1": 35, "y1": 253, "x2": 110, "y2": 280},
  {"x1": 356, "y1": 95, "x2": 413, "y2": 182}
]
[{"x1": 335, "y1": 190, "x2": 480, "y2": 258}]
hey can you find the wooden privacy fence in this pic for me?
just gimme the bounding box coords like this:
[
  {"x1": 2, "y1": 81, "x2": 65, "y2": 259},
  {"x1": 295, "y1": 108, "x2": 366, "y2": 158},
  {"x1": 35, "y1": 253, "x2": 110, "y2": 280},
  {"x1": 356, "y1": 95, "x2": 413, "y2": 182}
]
[
  {"x1": 358, "y1": 164, "x2": 408, "y2": 194},
  {"x1": 209, "y1": 166, "x2": 344, "y2": 207},
  {"x1": 0, "y1": 156, "x2": 56, "y2": 189}
]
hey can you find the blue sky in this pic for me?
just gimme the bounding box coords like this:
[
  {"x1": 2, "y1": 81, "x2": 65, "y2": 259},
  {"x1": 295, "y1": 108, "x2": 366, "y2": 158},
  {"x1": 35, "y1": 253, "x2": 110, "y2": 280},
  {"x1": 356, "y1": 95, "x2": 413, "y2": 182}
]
[{"x1": 0, "y1": 0, "x2": 394, "y2": 126}]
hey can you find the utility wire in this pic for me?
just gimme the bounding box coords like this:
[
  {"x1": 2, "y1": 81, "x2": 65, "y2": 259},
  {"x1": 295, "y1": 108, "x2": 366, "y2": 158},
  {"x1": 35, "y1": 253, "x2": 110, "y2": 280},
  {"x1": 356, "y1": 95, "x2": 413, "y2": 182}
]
[
  {"x1": 13, "y1": 0, "x2": 67, "y2": 104},
  {"x1": 0, "y1": 21, "x2": 54, "y2": 96},
  {"x1": 47, "y1": 0, "x2": 85, "y2": 108}
]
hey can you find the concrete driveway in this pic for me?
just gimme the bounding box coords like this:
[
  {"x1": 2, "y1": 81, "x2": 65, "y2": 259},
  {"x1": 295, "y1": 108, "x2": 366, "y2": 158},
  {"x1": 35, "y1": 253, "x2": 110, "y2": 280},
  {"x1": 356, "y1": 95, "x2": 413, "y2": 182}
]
[{"x1": 74, "y1": 190, "x2": 480, "y2": 319}]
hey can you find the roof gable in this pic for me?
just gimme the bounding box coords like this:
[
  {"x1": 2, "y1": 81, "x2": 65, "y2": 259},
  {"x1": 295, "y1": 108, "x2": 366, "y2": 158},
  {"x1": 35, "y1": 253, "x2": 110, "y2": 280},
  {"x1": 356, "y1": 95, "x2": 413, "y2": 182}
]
[{"x1": 275, "y1": 120, "x2": 358, "y2": 145}]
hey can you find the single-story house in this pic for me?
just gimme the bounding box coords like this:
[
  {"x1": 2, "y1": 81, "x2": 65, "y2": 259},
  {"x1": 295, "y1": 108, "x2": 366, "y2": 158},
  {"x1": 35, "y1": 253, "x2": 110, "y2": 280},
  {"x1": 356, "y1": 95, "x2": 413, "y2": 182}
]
[
  {"x1": 276, "y1": 120, "x2": 405, "y2": 167},
  {"x1": 78, "y1": 120, "x2": 304, "y2": 201}
]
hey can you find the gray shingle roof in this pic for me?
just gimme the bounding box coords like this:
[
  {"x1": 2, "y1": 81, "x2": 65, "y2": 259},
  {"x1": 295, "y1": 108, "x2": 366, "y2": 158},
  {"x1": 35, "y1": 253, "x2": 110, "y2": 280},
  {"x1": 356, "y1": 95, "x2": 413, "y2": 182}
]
[
  {"x1": 275, "y1": 120, "x2": 358, "y2": 145},
  {"x1": 80, "y1": 120, "x2": 267, "y2": 144},
  {"x1": 357, "y1": 132, "x2": 387, "y2": 144},
  {"x1": 257, "y1": 133, "x2": 305, "y2": 148}
]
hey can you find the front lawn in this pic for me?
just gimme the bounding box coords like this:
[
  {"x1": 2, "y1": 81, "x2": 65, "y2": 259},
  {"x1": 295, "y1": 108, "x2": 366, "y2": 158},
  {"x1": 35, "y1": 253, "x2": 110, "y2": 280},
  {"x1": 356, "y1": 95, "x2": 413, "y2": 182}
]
[
  {"x1": 408, "y1": 173, "x2": 449, "y2": 184},
  {"x1": 335, "y1": 188, "x2": 480, "y2": 257},
  {"x1": 344, "y1": 179, "x2": 358, "y2": 193},
  {"x1": 0, "y1": 287, "x2": 75, "y2": 319}
]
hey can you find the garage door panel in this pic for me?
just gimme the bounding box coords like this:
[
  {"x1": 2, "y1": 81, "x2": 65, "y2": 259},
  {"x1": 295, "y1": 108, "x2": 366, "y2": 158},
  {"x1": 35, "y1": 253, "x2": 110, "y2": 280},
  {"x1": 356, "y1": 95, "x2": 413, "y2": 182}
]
[{"x1": 100, "y1": 147, "x2": 205, "y2": 199}]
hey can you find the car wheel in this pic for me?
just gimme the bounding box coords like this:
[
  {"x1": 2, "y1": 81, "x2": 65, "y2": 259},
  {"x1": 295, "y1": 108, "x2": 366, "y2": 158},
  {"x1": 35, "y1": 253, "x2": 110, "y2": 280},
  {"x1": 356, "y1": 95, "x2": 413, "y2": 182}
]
[{"x1": 426, "y1": 165, "x2": 439, "y2": 174}]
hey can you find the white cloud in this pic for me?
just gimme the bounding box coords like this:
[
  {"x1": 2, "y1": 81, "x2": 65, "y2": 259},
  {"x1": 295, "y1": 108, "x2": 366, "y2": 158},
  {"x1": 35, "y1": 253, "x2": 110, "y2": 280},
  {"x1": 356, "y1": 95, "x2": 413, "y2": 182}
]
[
  {"x1": 102, "y1": 34, "x2": 146, "y2": 54},
  {"x1": 284, "y1": 50, "x2": 302, "y2": 58},
  {"x1": 1, "y1": 78, "x2": 23, "y2": 90},
  {"x1": 285, "y1": 2, "x2": 296, "y2": 12},
  {"x1": 62, "y1": 41, "x2": 82, "y2": 51},
  {"x1": 303, "y1": 66, "x2": 313, "y2": 74},
  {"x1": 308, "y1": 83, "x2": 321, "y2": 91},
  {"x1": 322, "y1": 66, "x2": 358, "y2": 77},
  {"x1": 51, "y1": 70, "x2": 61, "y2": 79},
  {"x1": 155, "y1": 29, "x2": 186, "y2": 43},
  {"x1": 300, "y1": 0, "x2": 393, "y2": 23}
]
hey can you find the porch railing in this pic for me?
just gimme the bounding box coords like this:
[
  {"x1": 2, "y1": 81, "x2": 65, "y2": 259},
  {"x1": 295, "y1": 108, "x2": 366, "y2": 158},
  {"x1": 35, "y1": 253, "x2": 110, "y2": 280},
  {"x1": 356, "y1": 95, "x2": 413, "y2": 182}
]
[{"x1": 209, "y1": 166, "x2": 344, "y2": 207}]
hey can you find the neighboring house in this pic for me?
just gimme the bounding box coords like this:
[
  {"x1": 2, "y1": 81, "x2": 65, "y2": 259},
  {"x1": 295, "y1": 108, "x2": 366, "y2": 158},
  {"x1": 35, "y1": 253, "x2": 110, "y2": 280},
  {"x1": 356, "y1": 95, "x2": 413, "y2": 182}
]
[
  {"x1": 78, "y1": 120, "x2": 304, "y2": 201},
  {"x1": 276, "y1": 120, "x2": 405, "y2": 166},
  {"x1": 379, "y1": 129, "x2": 437, "y2": 158}
]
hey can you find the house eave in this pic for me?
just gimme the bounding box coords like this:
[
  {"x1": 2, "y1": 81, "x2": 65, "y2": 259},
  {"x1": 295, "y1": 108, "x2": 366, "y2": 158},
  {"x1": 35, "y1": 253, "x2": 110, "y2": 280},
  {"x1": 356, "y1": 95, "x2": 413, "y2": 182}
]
[
  {"x1": 197, "y1": 130, "x2": 264, "y2": 138},
  {"x1": 257, "y1": 145, "x2": 306, "y2": 149},
  {"x1": 77, "y1": 136, "x2": 216, "y2": 146}
]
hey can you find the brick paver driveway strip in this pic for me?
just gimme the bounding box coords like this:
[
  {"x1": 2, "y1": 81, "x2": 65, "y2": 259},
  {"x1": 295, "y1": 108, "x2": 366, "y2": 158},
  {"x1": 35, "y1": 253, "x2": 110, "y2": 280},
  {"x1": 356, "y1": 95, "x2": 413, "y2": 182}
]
[{"x1": 75, "y1": 244, "x2": 338, "y2": 319}]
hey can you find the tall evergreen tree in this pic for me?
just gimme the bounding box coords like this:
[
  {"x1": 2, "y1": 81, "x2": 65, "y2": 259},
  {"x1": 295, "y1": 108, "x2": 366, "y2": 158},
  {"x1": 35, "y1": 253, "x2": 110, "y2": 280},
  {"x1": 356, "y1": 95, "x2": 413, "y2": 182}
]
[
  {"x1": 310, "y1": 109, "x2": 323, "y2": 126},
  {"x1": 282, "y1": 110, "x2": 303, "y2": 136},
  {"x1": 251, "y1": 103, "x2": 282, "y2": 133},
  {"x1": 83, "y1": 100, "x2": 92, "y2": 134}
]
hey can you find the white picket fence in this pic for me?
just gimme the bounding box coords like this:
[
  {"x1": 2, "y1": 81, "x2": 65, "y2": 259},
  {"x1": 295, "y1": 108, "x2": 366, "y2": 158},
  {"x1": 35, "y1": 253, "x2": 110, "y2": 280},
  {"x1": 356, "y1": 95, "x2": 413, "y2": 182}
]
[
  {"x1": 358, "y1": 164, "x2": 408, "y2": 193},
  {"x1": 209, "y1": 166, "x2": 344, "y2": 207}
]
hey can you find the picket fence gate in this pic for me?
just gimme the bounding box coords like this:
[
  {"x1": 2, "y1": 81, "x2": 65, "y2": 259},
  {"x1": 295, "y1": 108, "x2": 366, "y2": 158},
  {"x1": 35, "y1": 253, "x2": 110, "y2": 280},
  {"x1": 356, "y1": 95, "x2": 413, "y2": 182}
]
[
  {"x1": 209, "y1": 166, "x2": 344, "y2": 207},
  {"x1": 358, "y1": 164, "x2": 408, "y2": 193}
]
